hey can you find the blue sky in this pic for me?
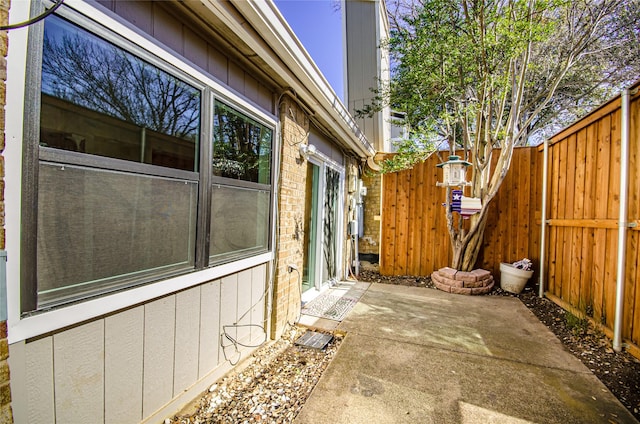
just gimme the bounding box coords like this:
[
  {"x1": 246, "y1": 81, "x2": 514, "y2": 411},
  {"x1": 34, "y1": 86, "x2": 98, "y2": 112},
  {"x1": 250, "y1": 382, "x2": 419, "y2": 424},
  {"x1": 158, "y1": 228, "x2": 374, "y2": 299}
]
[{"x1": 275, "y1": 0, "x2": 344, "y2": 101}]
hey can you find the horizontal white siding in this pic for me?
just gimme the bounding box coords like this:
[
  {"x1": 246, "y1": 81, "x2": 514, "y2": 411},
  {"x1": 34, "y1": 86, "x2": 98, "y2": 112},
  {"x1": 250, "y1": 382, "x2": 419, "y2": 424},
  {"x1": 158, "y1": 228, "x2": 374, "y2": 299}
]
[{"x1": 9, "y1": 263, "x2": 269, "y2": 424}]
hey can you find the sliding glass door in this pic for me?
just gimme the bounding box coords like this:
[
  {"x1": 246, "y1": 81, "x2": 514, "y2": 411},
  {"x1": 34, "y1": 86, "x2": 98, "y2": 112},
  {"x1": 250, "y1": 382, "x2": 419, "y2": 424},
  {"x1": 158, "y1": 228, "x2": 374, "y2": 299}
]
[
  {"x1": 322, "y1": 167, "x2": 340, "y2": 284},
  {"x1": 302, "y1": 163, "x2": 319, "y2": 294},
  {"x1": 302, "y1": 159, "x2": 343, "y2": 299}
]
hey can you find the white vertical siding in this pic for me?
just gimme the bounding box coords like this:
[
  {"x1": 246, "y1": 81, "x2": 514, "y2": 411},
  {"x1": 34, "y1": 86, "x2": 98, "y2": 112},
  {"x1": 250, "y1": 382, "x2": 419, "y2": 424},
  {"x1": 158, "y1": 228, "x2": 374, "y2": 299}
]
[
  {"x1": 345, "y1": 0, "x2": 387, "y2": 150},
  {"x1": 9, "y1": 264, "x2": 269, "y2": 424},
  {"x1": 53, "y1": 320, "x2": 105, "y2": 424},
  {"x1": 105, "y1": 306, "x2": 144, "y2": 424},
  {"x1": 142, "y1": 296, "x2": 176, "y2": 418},
  {"x1": 10, "y1": 337, "x2": 55, "y2": 424},
  {"x1": 198, "y1": 279, "x2": 221, "y2": 377},
  {"x1": 251, "y1": 264, "x2": 267, "y2": 344},
  {"x1": 236, "y1": 269, "x2": 253, "y2": 345},
  {"x1": 219, "y1": 274, "x2": 239, "y2": 363},
  {"x1": 173, "y1": 286, "x2": 201, "y2": 396}
]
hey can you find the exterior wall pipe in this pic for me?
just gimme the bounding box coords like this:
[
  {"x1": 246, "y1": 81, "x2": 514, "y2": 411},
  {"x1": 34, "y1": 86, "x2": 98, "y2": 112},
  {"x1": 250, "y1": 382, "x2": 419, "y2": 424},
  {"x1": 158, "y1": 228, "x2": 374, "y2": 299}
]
[
  {"x1": 613, "y1": 88, "x2": 633, "y2": 352},
  {"x1": 539, "y1": 138, "x2": 549, "y2": 298}
]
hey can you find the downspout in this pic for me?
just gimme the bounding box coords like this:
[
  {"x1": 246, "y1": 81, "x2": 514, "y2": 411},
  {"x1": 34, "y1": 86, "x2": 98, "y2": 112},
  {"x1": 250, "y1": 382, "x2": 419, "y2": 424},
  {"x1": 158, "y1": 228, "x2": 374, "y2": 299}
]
[
  {"x1": 613, "y1": 88, "x2": 634, "y2": 352},
  {"x1": 539, "y1": 138, "x2": 549, "y2": 298}
]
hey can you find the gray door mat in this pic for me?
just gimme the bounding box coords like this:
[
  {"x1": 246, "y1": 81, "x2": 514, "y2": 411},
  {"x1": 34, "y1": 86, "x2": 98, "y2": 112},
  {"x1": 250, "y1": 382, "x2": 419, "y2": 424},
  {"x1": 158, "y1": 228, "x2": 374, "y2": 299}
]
[{"x1": 301, "y1": 293, "x2": 359, "y2": 321}]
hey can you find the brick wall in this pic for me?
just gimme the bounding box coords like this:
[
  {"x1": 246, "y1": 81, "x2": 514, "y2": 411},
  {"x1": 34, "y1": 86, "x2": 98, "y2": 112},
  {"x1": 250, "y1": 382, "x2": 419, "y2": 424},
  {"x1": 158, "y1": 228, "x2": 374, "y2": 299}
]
[
  {"x1": 0, "y1": 0, "x2": 11, "y2": 422},
  {"x1": 0, "y1": 0, "x2": 6, "y2": 252},
  {"x1": 358, "y1": 172, "x2": 381, "y2": 256},
  {"x1": 270, "y1": 96, "x2": 309, "y2": 339},
  {"x1": 0, "y1": 323, "x2": 9, "y2": 424}
]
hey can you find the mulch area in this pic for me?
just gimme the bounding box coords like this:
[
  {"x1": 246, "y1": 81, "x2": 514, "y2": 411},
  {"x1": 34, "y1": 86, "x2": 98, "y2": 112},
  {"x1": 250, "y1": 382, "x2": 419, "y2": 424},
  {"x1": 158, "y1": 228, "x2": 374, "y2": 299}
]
[{"x1": 358, "y1": 269, "x2": 640, "y2": 421}]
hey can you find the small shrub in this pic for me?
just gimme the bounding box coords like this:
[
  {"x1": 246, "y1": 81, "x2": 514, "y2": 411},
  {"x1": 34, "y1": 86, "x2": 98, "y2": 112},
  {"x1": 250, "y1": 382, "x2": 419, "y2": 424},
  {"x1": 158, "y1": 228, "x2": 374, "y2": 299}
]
[{"x1": 565, "y1": 310, "x2": 589, "y2": 336}]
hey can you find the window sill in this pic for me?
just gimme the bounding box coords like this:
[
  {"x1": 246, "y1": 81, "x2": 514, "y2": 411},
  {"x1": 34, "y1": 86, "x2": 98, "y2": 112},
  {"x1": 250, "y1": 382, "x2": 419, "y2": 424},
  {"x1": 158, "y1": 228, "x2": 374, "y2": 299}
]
[{"x1": 8, "y1": 251, "x2": 274, "y2": 343}]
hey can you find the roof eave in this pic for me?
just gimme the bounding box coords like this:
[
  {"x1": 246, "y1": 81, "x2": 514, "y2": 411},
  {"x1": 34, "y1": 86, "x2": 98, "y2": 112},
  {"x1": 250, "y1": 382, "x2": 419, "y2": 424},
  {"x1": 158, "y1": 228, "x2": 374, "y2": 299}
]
[{"x1": 193, "y1": 0, "x2": 375, "y2": 159}]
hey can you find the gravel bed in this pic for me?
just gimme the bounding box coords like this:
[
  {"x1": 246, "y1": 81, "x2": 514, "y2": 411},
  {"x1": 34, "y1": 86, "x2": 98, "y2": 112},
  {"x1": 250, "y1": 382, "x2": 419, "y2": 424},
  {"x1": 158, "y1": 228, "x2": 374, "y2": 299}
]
[
  {"x1": 167, "y1": 325, "x2": 343, "y2": 424},
  {"x1": 167, "y1": 269, "x2": 640, "y2": 423}
]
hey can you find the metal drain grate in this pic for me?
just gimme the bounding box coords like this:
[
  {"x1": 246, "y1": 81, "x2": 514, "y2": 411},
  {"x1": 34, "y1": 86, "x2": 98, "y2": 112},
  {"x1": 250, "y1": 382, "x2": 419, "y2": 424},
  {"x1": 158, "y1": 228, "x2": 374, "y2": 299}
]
[{"x1": 295, "y1": 331, "x2": 333, "y2": 350}]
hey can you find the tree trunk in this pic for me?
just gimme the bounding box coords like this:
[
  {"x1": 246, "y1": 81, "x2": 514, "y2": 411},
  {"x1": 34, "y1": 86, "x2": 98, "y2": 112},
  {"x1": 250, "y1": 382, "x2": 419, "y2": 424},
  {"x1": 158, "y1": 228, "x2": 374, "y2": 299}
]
[{"x1": 450, "y1": 209, "x2": 489, "y2": 272}]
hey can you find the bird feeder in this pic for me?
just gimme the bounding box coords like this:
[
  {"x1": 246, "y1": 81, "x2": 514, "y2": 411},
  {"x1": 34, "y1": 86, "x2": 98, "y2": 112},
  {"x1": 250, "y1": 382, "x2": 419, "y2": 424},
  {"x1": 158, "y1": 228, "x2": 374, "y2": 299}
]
[{"x1": 436, "y1": 155, "x2": 471, "y2": 187}]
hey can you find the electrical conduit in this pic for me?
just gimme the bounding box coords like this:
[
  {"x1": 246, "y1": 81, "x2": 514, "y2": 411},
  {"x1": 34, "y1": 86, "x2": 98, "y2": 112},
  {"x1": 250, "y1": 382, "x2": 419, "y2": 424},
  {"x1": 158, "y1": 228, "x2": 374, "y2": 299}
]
[
  {"x1": 539, "y1": 138, "x2": 549, "y2": 298},
  {"x1": 613, "y1": 88, "x2": 634, "y2": 352}
]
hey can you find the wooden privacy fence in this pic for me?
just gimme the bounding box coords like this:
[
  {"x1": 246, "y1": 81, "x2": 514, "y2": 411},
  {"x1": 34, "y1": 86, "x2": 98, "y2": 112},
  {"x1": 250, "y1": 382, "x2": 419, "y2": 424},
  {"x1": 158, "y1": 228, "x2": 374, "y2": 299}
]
[
  {"x1": 380, "y1": 146, "x2": 541, "y2": 280},
  {"x1": 379, "y1": 84, "x2": 640, "y2": 358},
  {"x1": 542, "y1": 86, "x2": 640, "y2": 357}
]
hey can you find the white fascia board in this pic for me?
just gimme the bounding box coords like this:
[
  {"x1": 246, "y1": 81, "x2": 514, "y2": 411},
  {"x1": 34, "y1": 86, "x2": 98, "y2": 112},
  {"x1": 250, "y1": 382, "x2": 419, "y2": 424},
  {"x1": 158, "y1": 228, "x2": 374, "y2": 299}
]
[
  {"x1": 219, "y1": 0, "x2": 375, "y2": 158},
  {"x1": 380, "y1": 0, "x2": 390, "y2": 38}
]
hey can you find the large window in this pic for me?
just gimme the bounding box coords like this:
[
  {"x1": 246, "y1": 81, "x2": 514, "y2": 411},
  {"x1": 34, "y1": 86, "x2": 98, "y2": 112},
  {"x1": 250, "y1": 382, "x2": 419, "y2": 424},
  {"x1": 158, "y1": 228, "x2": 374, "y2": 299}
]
[
  {"x1": 22, "y1": 12, "x2": 274, "y2": 311},
  {"x1": 30, "y1": 15, "x2": 202, "y2": 309},
  {"x1": 210, "y1": 102, "x2": 273, "y2": 263}
]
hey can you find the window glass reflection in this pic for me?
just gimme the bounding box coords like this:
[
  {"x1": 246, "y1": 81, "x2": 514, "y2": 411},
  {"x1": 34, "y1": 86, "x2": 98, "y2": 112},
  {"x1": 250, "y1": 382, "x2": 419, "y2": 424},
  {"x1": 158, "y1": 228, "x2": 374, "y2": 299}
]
[
  {"x1": 213, "y1": 102, "x2": 272, "y2": 183},
  {"x1": 40, "y1": 15, "x2": 200, "y2": 171}
]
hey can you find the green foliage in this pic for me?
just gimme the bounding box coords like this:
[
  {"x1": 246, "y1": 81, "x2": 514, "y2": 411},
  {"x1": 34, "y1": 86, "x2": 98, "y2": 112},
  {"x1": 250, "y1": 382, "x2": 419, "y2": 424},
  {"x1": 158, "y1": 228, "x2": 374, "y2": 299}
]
[
  {"x1": 564, "y1": 298, "x2": 596, "y2": 336},
  {"x1": 521, "y1": 0, "x2": 640, "y2": 142},
  {"x1": 565, "y1": 310, "x2": 590, "y2": 336},
  {"x1": 387, "y1": 0, "x2": 556, "y2": 150},
  {"x1": 375, "y1": 0, "x2": 638, "y2": 270},
  {"x1": 376, "y1": 0, "x2": 640, "y2": 154},
  {"x1": 379, "y1": 136, "x2": 436, "y2": 174}
]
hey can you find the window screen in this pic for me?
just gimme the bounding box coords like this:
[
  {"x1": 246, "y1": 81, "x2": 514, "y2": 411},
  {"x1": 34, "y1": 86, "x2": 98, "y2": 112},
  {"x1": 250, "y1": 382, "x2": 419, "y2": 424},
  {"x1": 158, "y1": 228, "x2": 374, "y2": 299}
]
[{"x1": 37, "y1": 163, "x2": 197, "y2": 306}]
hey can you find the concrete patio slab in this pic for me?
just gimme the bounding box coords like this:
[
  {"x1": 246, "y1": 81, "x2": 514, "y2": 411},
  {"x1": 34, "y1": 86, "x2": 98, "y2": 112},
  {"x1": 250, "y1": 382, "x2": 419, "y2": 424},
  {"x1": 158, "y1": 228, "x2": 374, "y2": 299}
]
[{"x1": 295, "y1": 284, "x2": 638, "y2": 424}]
